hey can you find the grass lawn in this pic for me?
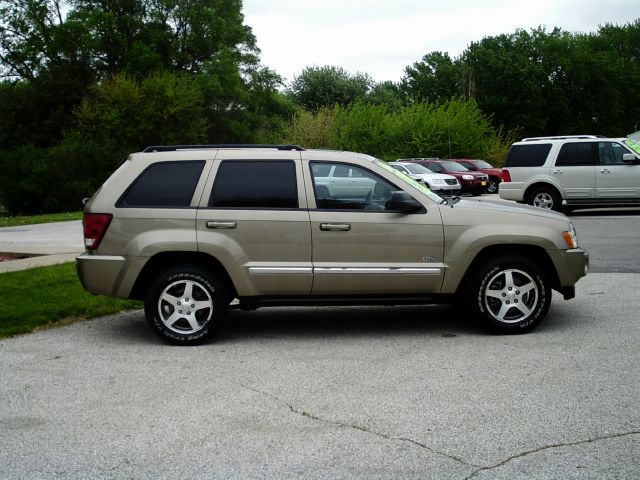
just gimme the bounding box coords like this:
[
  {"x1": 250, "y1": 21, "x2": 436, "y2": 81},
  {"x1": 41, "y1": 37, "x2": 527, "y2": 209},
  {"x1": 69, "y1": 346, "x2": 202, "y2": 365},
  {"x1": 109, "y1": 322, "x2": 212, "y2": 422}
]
[
  {"x1": 0, "y1": 211, "x2": 83, "y2": 228},
  {"x1": 0, "y1": 263, "x2": 141, "y2": 339}
]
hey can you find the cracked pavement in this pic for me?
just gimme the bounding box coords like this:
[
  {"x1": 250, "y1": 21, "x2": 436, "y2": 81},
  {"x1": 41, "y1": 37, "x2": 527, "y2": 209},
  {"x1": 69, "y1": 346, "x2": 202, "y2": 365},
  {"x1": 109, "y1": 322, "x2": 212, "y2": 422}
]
[{"x1": 1, "y1": 272, "x2": 639, "y2": 479}]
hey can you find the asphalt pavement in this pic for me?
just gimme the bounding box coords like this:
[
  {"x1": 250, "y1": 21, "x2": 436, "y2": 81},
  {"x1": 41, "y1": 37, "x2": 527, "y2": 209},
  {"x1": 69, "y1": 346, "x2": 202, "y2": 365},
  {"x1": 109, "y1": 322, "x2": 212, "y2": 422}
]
[
  {"x1": 1, "y1": 203, "x2": 639, "y2": 479},
  {"x1": 1, "y1": 273, "x2": 639, "y2": 479}
]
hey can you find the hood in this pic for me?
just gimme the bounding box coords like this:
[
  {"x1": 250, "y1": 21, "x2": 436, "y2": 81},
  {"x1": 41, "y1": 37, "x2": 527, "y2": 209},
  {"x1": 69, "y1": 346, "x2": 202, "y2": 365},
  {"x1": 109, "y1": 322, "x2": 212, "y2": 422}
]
[
  {"x1": 452, "y1": 197, "x2": 568, "y2": 221},
  {"x1": 416, "y1": 173, "x2": 457, "y2": 181},
  {"x1": 481, "y1": 167, "x2": 503, "y2": 176}
]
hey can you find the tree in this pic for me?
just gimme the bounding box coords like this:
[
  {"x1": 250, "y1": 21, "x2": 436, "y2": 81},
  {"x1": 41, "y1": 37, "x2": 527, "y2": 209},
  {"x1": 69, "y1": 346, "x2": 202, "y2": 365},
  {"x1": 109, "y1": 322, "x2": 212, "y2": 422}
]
[
  {"x1": 288, "y1": 65, "x2": 373, "y2": 110},
  {"x1": 401, "y1": 51, "x2": 459, "y2": 103}
]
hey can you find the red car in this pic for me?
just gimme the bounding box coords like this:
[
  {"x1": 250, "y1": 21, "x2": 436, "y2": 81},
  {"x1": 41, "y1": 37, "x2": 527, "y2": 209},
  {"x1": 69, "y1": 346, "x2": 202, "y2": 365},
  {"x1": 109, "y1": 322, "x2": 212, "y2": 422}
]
[
  {"x1": 401, "y1": 158, "x2": 488, "y2": 196},
  {"x1": 452, "y1": 159, "x2": 503, "y2": 194}
]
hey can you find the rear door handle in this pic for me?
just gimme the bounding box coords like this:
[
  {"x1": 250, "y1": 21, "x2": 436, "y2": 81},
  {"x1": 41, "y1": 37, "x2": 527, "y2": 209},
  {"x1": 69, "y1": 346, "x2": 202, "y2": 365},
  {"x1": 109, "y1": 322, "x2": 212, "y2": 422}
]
[
  {"x1": 553, "y1": 169, "x2": 563, "y2": 174},
  {"x1": 206, "y1": 221, "x2": 237, "y2": 229},
  {"x1": 320, "y1": 223, "x2": 351, "y2": 231},
  {"x1": 600, "y1": 169, "x2": 610, "y2": 174}
]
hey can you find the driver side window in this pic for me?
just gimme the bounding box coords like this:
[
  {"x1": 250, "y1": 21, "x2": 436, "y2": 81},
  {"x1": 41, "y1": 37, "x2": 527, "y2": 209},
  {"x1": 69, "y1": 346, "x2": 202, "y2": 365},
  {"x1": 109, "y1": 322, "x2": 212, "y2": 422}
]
[{"x1": 310, "y1": 162, "x2": 397, "y2": 210}]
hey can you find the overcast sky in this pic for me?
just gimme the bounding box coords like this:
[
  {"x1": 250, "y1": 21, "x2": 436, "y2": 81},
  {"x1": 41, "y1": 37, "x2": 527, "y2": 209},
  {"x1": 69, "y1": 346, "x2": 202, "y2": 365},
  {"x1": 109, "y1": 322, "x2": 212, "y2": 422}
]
[{"x1": 242, "y1": 0, "x2": 638, "y2": 84}]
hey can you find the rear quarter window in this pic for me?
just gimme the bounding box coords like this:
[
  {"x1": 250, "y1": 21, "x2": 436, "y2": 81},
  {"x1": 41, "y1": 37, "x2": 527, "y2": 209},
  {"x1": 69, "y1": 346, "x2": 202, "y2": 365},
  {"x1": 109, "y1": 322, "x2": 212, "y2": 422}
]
[
  {"x1": 504, "y1": 144, "x2": 552, "y2": 167},
  {"x1": 117, "y1": 161, "x2": 205, "y2": 208}
]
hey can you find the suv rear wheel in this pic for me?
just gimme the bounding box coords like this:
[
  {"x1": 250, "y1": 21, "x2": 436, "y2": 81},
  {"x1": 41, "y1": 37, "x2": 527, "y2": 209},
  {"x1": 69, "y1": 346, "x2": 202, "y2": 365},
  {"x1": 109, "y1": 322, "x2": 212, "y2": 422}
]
[
  {"x1": 467, "y1": 256, "x2": 551, "y2": 333},
  {"x1": 145, "y1": 265, "x2": 229, "y2": 345},
  {"x1": 528, "y1": 186, "x2": 561, "y2": 211}
]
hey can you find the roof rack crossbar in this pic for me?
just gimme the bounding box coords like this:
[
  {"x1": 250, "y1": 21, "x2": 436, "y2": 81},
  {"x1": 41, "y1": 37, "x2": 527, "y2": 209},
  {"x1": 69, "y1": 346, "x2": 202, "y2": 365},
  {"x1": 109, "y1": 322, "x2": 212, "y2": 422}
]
[{"x1": 143, "y1": 144, "x2": 305, "y2": 153}]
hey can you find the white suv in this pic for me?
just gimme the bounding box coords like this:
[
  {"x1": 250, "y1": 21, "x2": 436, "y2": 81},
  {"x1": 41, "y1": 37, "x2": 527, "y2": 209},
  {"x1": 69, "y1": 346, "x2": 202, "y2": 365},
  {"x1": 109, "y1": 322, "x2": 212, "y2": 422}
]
[{"x1": 499, "y1": 135, "x2": 640, "y2": 211}]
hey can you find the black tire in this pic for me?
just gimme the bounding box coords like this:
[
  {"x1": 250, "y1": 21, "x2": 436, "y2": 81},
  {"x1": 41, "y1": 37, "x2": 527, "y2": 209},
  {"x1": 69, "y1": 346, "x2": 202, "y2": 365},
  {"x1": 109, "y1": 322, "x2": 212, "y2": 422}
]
[
  {"x1": 144, "y1": 265, "x2": 229, "y2": 345},
  {"x1": 528, "y1": 186, "x2": 561, "y2": 212},
  {"x1": 466, "y1": 256, "x2": 551, "y2": 334}
]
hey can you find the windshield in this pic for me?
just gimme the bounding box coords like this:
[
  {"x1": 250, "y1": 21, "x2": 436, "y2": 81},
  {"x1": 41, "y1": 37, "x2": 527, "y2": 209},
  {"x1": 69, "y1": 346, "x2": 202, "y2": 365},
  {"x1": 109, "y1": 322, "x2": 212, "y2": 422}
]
[
  {"x1": 624, "y1": 139, "x2": 640, "y2": 156},
  {"x1": 402, "y1": 163, "x2": 430, "y2": 174},
  {"x1": 439, "y1": 161, "x2": 469, "y2": 172},
  {"x1": 473, "y1": 160, "x2": 494, "y2": 169}
]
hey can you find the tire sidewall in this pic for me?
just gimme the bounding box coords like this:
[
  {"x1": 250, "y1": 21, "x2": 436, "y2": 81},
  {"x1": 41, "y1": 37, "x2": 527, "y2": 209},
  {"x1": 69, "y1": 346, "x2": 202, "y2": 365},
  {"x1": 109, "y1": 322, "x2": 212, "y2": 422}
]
[
  {"x1": 145, "y1": 267, "x2": 227, "y2": 345},
  {"x1": 473, "y1": 258, "x2": 550, "y2": 333}
]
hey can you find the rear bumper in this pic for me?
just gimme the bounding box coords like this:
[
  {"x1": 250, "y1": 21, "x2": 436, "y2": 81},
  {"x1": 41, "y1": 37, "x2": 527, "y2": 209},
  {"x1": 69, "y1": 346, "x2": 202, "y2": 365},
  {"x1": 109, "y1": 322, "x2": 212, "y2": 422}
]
[
  {"x1": 498, "y1": 183, "x2": 526, "y2": 202},
  {"x1": 76, "y1": 253, "x2": 135, "y2": 298}
]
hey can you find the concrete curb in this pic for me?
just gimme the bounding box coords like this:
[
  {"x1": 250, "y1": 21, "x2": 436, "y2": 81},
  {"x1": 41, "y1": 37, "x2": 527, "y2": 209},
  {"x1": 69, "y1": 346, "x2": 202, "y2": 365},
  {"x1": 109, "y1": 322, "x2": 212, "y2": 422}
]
[{"x1": 0, "y1": 253, "x2": 80, "y2": 273}]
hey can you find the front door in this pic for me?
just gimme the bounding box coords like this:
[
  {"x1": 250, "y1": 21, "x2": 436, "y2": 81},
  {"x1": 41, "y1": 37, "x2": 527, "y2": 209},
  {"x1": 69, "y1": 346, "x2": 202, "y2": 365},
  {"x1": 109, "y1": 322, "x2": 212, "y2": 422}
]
[
  {"x1": 307, "y1": 161, "x2": 445, "y2": 295},
  {"x1": 595, "y1": 141, "x2": 640, "y2": 199}
]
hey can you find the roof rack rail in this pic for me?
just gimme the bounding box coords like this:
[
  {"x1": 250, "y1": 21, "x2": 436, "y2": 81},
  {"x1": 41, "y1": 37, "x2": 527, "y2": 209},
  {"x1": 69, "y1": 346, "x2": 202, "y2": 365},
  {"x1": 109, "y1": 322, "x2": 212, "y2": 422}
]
[
  {"x1": 521, "y1": 135, "x2": 601, "y2": 142},
  {"x1": 143, "y1": 144, "x2": 305, "y2": 153}
]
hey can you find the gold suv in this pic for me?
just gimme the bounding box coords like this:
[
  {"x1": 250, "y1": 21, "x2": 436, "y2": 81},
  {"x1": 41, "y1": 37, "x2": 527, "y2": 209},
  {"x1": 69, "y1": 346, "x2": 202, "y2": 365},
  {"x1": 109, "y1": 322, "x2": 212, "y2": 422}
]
[{"x1": 77, "y1": 145, "x2": 589, "y2": 345}]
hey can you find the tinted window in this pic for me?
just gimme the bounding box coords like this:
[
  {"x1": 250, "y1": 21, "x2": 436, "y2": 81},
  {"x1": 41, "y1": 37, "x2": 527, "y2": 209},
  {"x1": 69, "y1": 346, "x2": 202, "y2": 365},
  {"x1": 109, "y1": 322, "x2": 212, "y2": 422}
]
[
  {"x1": 504, "y1": 144, "x2": 552, "y2": 167},
  {"x1": 556, "y1": 143, "x2": 596, "y2": 166},
  {"x1": 118, "y1": 161, "x2": 205, "y2": 208},
  {"x1": 210, "y1": 161, "x2": 298, "y2": 208}
]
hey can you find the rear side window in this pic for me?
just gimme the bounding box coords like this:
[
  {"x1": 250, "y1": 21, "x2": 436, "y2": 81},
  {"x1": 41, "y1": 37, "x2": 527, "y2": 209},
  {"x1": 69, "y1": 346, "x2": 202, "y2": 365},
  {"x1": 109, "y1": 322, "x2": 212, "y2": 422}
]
[
  {"x1": 117, "y1": 161, "x2": 205, "y2": 208},
  {"x1": 210, "y1": 161, "x2": 298, "y2": 208},
  {"x1": 504, "y1": 144, "x2": 551, "y2": 167},
  {"x1": 556, "y1": 143, "x2": 596, "y2": 166}
]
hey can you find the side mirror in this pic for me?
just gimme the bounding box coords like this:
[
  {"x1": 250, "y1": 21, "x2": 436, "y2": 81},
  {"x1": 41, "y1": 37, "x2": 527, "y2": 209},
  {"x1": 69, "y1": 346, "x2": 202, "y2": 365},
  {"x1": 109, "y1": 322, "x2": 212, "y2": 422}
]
[
  {"x1": 622, "y1": 153, "x2": 639, "y2": 164},
  {"x1": 385, "y1": 191, "x2": 425, "y2": 213}
]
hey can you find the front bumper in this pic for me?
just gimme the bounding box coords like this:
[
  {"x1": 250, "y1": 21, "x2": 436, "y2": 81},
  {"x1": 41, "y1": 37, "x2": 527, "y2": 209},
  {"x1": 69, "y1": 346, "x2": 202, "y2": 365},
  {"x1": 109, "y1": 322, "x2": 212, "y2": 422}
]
[{"x1": 551, "y1": 248, "x2": 589, "y2": 298}]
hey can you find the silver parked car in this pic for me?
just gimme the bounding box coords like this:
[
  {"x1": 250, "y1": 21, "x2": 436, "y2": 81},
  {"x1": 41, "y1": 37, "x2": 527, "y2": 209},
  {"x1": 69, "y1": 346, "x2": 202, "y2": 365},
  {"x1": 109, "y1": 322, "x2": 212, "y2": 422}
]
[
  {"x1": 500, "y1": 135, "x2": 640, "y2": 211},
  {"x1": 388, "y1": 161, "x2": 461, "y2": 196}
]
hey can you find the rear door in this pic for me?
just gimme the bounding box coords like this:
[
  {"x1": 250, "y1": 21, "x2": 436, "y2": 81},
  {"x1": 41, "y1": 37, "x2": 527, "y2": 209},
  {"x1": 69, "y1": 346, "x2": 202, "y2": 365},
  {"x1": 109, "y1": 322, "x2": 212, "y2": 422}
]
[
  {"x1": 552, "y1": 142, "x2": 596, "y2": 199},
  {"x1": 304, "y1": 157, "x2": 445, "y2": 295},
  {"x1": 196, "y1": 150, "x2": 312, "y2": 297},
  {"x1": 595, "y1": 141, "x2": 640, "y2": 199}
]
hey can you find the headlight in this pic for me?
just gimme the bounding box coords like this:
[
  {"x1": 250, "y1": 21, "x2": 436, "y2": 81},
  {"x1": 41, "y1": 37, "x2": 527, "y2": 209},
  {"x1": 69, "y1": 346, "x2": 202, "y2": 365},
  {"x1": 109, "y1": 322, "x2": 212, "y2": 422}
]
[
  {"x1": 462, "y1": 175, "x2": 474, "y2": 180},
  {"x1": 562, "y1": 222, "x2": 579, "y2": 249}
]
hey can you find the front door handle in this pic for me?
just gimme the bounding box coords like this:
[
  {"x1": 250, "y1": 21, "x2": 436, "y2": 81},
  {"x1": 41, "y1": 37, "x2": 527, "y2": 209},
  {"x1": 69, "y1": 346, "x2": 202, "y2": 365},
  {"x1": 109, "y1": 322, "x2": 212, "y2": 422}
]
[
  {"x1": 600, "y1": 169, "x2": 611, "y2": 174},
  {"x1": 320, "y1": 223, "x2": 351, "y2": 231},
  {"x1": 206, "y1": 221, "x2": 237, "y2": 229}
]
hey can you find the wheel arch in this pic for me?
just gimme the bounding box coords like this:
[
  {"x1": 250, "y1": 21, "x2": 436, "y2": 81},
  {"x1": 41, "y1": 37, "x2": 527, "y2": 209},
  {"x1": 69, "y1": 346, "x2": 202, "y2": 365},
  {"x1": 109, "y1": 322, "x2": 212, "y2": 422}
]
[
  {"x1": 455, "y1": 244, "x2": 561, "y2": 297},
  {"x1": 523, "y1": 181, "x2": 563, "y2": 204},
  {"x1": 130, "y1": 251, "x2": 237, "y2": 301}
]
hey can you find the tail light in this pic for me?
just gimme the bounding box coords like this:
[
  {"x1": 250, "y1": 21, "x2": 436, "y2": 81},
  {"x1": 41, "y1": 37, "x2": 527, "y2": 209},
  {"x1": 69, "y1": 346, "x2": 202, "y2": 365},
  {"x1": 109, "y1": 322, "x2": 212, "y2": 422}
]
[
  {"x1": 83, "y1": 213, "x2": 112, "y2": 250},
  {"x1": 501, "y1": 169, "x2": 512, "y2": 182}
]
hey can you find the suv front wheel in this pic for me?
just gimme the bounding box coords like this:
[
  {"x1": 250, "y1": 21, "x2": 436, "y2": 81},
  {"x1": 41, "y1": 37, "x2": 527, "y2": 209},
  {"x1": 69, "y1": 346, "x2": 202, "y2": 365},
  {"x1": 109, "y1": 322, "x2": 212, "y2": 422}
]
[
  {"x1": 145, "y1": 265, "x2": 229, "y2": 345},
  {"x1": 467, "y1": 256, "x2": 551, "y2": 333}
]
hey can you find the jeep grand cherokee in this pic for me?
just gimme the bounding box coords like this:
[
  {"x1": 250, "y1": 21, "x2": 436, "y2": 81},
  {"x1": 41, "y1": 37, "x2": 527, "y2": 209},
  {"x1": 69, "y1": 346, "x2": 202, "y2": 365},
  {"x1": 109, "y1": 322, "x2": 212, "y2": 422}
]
[{"x1": 77, "y1": 145, "x2": 588, "y2": 345}]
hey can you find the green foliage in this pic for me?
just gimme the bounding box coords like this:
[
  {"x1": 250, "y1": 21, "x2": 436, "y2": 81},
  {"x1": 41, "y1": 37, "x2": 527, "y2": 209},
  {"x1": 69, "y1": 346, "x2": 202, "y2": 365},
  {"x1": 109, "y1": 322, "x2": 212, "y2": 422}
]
[
  {"x1": 288, "y1": 65, "x2": 373, "y2": 111},
  {"x1": 75, "y1": 71, "x2": 207, "y2": 151},
  {"x1": 0, "y1": 137, "x2": 123, "y2": 214},
  {"x1": 273, "y1": 98, "x2": 511, "y2": 163},
  {"x1": 401, "y1": 51, "x2": 459, "y2": 104},
  {"x1": 0, "y1": 262, "x2": 141, "y2": 338}
]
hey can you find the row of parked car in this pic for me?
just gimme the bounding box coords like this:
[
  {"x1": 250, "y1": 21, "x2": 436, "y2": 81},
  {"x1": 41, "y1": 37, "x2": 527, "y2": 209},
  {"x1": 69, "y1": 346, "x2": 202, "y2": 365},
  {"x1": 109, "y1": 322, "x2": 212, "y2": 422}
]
[{"x1": 389, "y1": 158, "x2": 503, "y2": 197}]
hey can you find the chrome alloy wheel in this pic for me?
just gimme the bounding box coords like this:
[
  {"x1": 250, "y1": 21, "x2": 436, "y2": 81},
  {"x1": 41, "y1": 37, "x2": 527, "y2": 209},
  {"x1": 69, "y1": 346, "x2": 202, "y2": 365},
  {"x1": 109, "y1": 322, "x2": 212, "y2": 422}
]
[
  {"x1": 483, "y1": 268, "x2": 539, "y2": 324},
  {"x1": 157, "y1": 280, "x2": 213, "y2": 334},
  {"x1": 532, "y1": 192, "x2": 554, "y2": 209}
]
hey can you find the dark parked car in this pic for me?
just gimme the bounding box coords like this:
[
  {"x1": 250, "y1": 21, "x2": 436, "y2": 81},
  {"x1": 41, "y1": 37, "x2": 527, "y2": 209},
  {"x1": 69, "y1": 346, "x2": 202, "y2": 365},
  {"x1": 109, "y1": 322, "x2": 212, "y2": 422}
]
[
  {"x1": 453, "y1": 159, "x2": 503, "y2": 193},
  {"x1": 401, "y1": 158, "x2": 488, "y2": 195}
]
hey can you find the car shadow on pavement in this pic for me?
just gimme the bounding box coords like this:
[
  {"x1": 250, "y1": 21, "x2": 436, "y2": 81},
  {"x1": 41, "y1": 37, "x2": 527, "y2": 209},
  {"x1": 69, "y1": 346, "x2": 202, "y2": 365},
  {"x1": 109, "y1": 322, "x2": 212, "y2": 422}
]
[{"x1": 100, "y1": 302, "x2": 574, "y2": 345}]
